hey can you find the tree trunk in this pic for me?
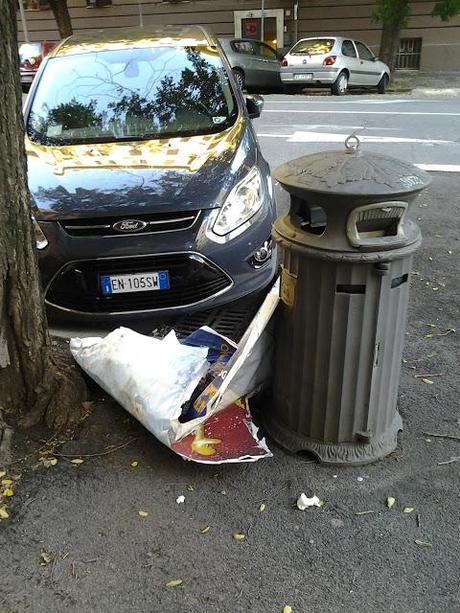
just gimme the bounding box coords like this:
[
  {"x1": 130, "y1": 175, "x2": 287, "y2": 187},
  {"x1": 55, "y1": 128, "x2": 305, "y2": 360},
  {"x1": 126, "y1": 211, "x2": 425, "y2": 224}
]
[
  {"x1": 0, "y1": 0, "x2": 85, "y2": 456},
  {"x1": 48, "y1": 0, "x2": 73, "y2": 39},
  {"x1": 379, "y1": 18, "x2": 402, "y2": 73}
]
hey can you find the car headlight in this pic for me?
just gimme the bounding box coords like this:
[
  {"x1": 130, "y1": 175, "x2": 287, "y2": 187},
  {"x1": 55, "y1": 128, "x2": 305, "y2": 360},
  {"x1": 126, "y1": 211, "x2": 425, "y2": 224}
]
[
  {"x1": 32, "y1": 215, "x2": 48, "y2": 250},
  {"x1": 213, "y1": 167, "x2": 264, "y2": 237}
]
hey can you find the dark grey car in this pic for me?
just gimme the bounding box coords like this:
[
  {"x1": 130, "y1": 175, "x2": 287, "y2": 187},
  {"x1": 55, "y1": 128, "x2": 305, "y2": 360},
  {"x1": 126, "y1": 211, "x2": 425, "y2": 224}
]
[
  {"x1": 219, "y1": 38, "x2": 282, "y2": 91},
  {"x1": 24, "y1": 26, "x2": 276, "y2": 325}
]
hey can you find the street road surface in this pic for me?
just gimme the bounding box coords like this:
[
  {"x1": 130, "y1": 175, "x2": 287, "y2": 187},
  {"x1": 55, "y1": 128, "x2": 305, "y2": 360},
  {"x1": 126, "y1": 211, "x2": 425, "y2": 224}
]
[{"x1": 255, "y1": 94, "x2": 460, "y2": 172}]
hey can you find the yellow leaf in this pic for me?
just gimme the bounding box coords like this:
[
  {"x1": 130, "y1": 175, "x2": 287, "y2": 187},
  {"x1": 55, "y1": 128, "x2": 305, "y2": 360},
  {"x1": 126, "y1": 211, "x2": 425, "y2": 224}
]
[
  {"x1": 283, "y1": 607, "x2": 293, "y2": 613},
  {"x1": 41, "y1": 552, "x2": 52, "y2": 565},
  {"x1": 403, "y1": 507, "x2": 415, "y2": 514},
  {"x1": 424, "y1": 334, "x2": 434, "y2": 338},
  {"x1": 0, "y1": 471, "x2": 6, "y2": 479},
  {"x1": 1, "y1": 479, "x2": 13, "y2": 486},
  {"x1": 0, "y1": 507, "x2": 9, "y2": 519},
  {"x1": 233, "y1": 533, "x2": 246, "y2": 541},
  {"x1": 130, "y1": 461, "x2": 138, "y2": 468},
  {"x1": 2, "y1": 488, "x2": 14, "y2": 497},
  {"x1": 200, "y1": 526, "x2": 210, "y2": 534},
  {"x1": 386, "y1": 497, "x2": 396, "y2": 509},
  {"x1": 415, "y1": 539, "x2": 432, "y2": 548},
  {"x1": 421, "y1": 378, "x2": 433, "y2": 385},
  {"x1": 138, "y1": 510, "x2": 148, "y2": 517},
  {"x1": 70, "y1": 458, "x2": 84, "y2": 465},
  {"x1": 165, "y1": 579, "x2": 183, "y2": 588},
  {"x1": 259, "y1": 503, "x2": 266, "y2": 512},
  {"x1": 49, "y1": 458, "x2": 58, "y2": 466}
]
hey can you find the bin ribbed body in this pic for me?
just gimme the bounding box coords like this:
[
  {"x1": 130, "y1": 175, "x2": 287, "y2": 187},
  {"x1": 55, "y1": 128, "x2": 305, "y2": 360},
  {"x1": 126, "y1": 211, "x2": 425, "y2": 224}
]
[{"x1": 266, "y1": 220, "x2": 418, "y2": 464}]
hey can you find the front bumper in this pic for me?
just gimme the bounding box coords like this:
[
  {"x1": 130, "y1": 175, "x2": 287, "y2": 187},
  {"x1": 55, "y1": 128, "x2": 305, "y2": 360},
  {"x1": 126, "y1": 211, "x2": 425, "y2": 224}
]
[
  {"x1": 281, "y1": 67, "x2": 339, "y2": 85},
  {"x1": 37, "y1": 204, "x2": 276, "y2": 325}
]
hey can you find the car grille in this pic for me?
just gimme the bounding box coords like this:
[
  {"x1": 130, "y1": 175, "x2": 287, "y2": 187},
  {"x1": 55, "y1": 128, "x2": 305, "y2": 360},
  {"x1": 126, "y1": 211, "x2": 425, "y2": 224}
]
[
  {"x1": 60, "y1": 211, "x2": 200, "y2": 237},
  {"x1": 46, "y1": 254, "x2": 232, "y2": 314}
]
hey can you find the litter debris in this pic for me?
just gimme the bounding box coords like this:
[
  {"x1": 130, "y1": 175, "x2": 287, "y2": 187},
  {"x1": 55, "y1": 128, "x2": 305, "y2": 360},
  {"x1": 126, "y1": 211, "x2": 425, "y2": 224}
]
[
  {"x1": 421, "y1": 378, "x2": 434, "y2": 385},
  {"x1": 259, "y1": 503, "x2": 266, "y2": 512},
  {"x1": 357, "y1": 477, "x2": 364, "y2": 482},
  {"x1": 233, "y1": 533, "x2": 246, "y2": 541},
  {"x1": 70, "y1": 458, "x2": 84, "y2": 465},
  {"x1": 130, "y1": 461, "x2": 138, "y2": 468},
  {"x1": 40, "y1": 457, "x2": 58, "y2": 468},
  {"x1": 296, "y1": 494, "x2": 323, "y2": 510},
  {"x1": 0, "y1": 507, "x2": 9, "y2": 519},
  {"x1": 200, "y1": 526, "x2": 210, "y2": 534},
  {"x1": 403, "y1": 507, "x2": 415, "y2": 514},
  {"x1": 165, "y1": 579, "x2": 183, "y2": 588},
  {"x1": 282, "y1": 606, "x2": 293, "y2": 613},
  {"x1": 386, "y1": 497, "x2": 396, "y2": 509},
  {"x1": 138, "y1": 510, "x2": 148, "y2": 517},
  {"x1": 70, "y1": 281, "x2": 279, "y2": 465},
  {"x1": 414, "y1": 539, "x2": 432, "y2": 548},
  {"x1": 40, "y1": 551, "x2": 52, "y2": 565},
  {"x1": 176, "y1": 495, "x2": 185, "y2": 504}
]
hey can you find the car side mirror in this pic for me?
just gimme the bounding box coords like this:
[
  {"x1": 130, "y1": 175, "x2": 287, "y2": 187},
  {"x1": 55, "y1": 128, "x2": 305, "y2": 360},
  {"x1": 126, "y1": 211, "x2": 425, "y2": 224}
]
[{"x1": 246, "y1": 94, "x2": 264, "y2": 119}]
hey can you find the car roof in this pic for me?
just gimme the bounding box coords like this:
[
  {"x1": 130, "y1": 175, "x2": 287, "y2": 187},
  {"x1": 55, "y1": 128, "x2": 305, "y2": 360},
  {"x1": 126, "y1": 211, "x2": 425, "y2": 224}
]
[{"x1": 50, "y1": 25, "x2": 216, "y2": 58}]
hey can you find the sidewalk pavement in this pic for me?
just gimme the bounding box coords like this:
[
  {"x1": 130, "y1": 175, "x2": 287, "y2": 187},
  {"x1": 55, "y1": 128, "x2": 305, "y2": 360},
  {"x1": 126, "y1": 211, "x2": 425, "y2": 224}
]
[{"x1": 390, "y1": 70, "x2": 460, "y2": 95}]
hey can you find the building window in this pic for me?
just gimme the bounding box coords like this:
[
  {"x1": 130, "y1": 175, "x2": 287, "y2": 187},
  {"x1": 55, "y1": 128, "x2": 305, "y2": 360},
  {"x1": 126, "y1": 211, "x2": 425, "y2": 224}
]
[{"x1": 396, "y1": 38, "x2": 422, "y2": 70}]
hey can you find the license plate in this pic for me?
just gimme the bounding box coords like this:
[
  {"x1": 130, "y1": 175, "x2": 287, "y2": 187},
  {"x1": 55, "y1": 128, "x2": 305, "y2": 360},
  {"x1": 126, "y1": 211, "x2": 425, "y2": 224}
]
[
  {"x1": 100, "y1": 271, "x2": 170, "y2": 295},
  {"x1": 294, "y1": 73, "x2": 313, "y2": 80}
]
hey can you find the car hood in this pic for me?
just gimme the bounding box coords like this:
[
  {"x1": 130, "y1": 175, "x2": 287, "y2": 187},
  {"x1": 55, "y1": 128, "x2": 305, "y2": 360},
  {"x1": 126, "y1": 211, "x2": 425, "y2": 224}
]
[{"x1": 27, "y1": 118, "x2": 255, "y2": 220}]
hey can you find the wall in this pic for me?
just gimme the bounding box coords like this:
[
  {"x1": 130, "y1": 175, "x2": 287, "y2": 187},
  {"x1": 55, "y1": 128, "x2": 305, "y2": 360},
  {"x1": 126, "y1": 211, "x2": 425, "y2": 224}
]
[{"x1": 17, "y1": 0, "x2": 460, "y2": 70}]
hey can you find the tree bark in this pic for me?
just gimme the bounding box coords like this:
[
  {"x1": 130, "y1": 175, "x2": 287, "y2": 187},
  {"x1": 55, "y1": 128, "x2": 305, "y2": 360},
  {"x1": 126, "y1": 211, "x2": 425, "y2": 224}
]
[
  {"x1": 48, "y1": 0, "x2": 73, "y2": 39},
  {"x1": 0, "y1": 0, "x2": 85, "y2": 451},
  {"x1": 379, "y1": 18, "x2": 402, "y2": 73}
]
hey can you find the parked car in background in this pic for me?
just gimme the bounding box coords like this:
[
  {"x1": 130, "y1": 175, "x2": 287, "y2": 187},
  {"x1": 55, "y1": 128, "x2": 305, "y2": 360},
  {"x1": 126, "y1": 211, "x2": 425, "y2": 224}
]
[
  {"x1": 219, "y1": 38, "x2": 283, "y2": 91},
  {"x1": 19, "y1": 41, "x2": 54, "y2": 91},
  {"x1": 24, "y1": 26, "x2": 276, "y2": 325},
  {"x1": 281, "y1": 36, "x2": 390, "y2": 95}
]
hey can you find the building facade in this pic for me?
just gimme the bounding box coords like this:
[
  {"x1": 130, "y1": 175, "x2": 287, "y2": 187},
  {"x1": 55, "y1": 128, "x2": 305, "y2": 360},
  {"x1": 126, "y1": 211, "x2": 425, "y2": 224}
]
[{"x1": 17, "y1": 0, "x2": 460, "y2": 71}]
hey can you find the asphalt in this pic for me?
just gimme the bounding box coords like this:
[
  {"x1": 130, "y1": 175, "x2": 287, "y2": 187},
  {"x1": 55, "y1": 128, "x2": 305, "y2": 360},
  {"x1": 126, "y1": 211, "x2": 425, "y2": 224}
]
[{"x1": 1, "y1": 94, "x2": 459, "y2": 613}]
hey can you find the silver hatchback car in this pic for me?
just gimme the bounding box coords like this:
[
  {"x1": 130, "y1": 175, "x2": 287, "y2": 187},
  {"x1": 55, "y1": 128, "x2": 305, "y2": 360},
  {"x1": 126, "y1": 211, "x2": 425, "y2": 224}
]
[{"x1": 281, "y1": 36, "x2": 390, "y2": 95}]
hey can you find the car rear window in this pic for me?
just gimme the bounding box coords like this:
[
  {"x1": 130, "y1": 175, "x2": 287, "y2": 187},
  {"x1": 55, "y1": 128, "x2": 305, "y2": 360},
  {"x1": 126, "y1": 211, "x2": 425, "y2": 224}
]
[
  {"x1": 289, "y1": 38, "x2": 335, "y2": 55},
  {"x1": 27, "y1": 45, "x2": 238, "y2": 145}
]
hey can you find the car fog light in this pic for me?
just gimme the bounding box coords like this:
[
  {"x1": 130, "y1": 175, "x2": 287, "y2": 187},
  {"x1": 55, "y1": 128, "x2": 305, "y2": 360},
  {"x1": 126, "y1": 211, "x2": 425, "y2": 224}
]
[{"x1": 249, "y1": 239, "x2": 273, "y2": 268}]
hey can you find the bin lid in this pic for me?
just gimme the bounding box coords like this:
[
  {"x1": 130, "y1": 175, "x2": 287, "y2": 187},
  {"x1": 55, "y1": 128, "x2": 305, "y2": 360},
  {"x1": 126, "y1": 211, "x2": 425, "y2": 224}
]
[{"x1": 274, "y1": 136, "x2": 431, "y2": 199}]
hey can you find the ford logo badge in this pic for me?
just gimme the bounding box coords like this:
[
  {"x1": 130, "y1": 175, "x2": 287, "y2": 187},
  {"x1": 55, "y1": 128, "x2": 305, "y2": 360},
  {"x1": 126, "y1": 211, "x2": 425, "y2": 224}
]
[{"x1": 112, "y1": 219, "x2": 147, "y2": 233}]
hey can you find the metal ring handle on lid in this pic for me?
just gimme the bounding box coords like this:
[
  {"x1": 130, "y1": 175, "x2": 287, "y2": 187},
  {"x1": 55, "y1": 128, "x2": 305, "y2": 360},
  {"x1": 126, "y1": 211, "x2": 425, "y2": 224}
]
[{"x1": 345, "y1": 134, "x2": 360, "y2": 153}]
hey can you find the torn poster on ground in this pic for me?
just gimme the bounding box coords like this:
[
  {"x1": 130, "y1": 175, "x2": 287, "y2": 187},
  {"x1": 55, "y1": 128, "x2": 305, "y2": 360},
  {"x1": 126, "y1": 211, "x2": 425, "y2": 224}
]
[{"x1": 69, "y1": 279, "x2": 279, "y2": 464}]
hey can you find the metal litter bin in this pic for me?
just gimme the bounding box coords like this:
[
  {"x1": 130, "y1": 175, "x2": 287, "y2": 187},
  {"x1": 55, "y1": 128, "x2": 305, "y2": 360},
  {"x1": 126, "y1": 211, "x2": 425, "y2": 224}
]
[{"x1": 266, "y1": 137, "x2": 431, "y2": 464}]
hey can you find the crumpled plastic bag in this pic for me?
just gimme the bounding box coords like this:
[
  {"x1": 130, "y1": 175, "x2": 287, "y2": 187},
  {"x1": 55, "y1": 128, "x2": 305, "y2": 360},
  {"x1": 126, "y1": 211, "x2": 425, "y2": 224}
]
[{"x1": 70, "y1": 328, "x2": 209, "y2": 445}]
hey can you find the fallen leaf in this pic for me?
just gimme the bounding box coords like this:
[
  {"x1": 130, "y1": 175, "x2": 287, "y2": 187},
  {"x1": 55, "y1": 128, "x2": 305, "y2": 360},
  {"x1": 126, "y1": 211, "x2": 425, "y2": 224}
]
[
  {"x1": 259, "y1": 503, "x2": 266, "y2": 512},
  {"x1": 0, "y1": 471, "x2": 6, "y2": 479},
  {"x1": 283, "y1": 606, "x2": 293, "y2": 613},
  {"x1": 70, "y1": 458, "x2": 84, "y2": 465},
  {"x1": 415, "y1": 539, "x2": 432, "y2": 548},
  {"x1": 233, "y1": 533, "x2": 246, "y2": 541},
  {"x1": 296, "y1": 493, "x2": 323, "y2": 510},
  {"x1": 0, "y1": 507, "x2": 9, "y2": 519},
  {"x1": 424, "y1": 333, "x2": 434, "y2": 338},
  {"x1": 165, "y1": 579, "x2": 183, "y2": 588},
  {"x1": 130, "y1": 461, "x2": 138, "y2": 468},
  {"x1": 421, "y1": 378, "x2": 434, "y2": 385},
  {"x1": 200, "y1": 526, "x2": 210, "y2": 534},
  {"x1": 2, "y1": 488, "x2": 14, "y2": 497},
  {"x1": 138, "y1": 510, "x2": 148, "y2": 517},
  {"x1": 403, "y1": 507, "x2": 415, "y2": 514},
  {"x1": 41, "y1": 551, "x2": 52, "y2": 565},
  {"x1": 386, "y1": 497, "x2": 396, "y2": 509},
  {"x1": 1, "y1": 479, "x2": 13, "y2": 486}
]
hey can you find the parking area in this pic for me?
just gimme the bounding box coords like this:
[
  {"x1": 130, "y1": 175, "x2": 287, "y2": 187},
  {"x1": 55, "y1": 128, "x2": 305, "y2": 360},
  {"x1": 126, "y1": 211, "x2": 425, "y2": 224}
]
[{"x1": 3, "y1": 92, "x2": 459, "y2": 613}]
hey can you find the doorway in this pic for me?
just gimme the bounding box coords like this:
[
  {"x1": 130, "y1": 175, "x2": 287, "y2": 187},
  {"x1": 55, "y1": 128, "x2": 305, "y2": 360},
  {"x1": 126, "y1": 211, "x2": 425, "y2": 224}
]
[{"x1": 234, "y1": 9, "x2": 284, "y2": 50}]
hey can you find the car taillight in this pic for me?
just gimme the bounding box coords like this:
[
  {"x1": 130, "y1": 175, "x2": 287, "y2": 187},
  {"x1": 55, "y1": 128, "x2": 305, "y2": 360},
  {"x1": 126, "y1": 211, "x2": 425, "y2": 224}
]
[
  {"x1": 281, "y1": 58, "x2": 288, "y2": 67},
  {"x1": 323, "y1": 55, "x2": 337, "y2": 66}
]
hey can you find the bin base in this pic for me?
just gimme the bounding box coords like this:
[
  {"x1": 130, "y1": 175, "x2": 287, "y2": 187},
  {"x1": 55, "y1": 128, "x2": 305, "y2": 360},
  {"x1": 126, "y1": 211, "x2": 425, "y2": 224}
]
[{"x1": 264, "y1": 412, "x2": 403, "y2": 466}]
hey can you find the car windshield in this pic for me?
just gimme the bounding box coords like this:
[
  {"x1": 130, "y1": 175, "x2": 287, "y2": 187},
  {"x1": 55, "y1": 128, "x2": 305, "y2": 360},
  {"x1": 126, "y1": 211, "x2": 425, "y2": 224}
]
[
  {"x1": 289, "y1": 38, "x2": 335, "y2": 55},
  {"x1": 27, "y1": 45, "x2": 238, "y2": 145}
]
